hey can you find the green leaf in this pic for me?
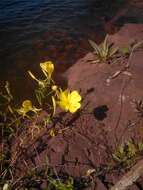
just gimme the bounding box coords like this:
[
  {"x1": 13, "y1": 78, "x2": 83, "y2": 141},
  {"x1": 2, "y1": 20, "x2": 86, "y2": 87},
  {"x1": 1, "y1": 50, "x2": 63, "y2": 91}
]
[
  {"x1": 5, "y1": 81, "x2": 13, "y2": 102},
  {"x1": 102, "y1": 34, "x2": 109, "y2": 53},
  {"x1": 52, "y1": 96, "x2": 56, "y2": 116},
  {"x1": 109, "y1": 47, "x2": 118, "y2": 57},
  {"x1": 120, "y1": 47, "x2": 130, "y2": 55},
  {"x1": 88, "y1": 39, "x2": 100, "y2": 55}
]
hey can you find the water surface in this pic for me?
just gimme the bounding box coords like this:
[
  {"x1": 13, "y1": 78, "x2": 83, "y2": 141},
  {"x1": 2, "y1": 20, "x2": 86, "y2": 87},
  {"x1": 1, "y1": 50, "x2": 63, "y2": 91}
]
[{"x1": 0, "y1": 0, "x2": 142, "y2": 101}]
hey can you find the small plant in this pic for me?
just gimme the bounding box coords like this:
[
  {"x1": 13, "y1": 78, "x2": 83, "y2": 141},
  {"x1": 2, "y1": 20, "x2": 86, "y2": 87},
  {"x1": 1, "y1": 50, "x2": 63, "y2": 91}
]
[
  {"x1": 17, "y1": 99, "x2": 41, "y2": 117},
  {"x1": 89, "y1": 35, "x2": 118, "y2": 63},
  {"x1": 47, "y1": 176, "x2": 74, "y2": 190},
  {"x1": 0, "y1": 82, "x2": 17, "y2": 137},
  {"x1": 28, "y1": 61, "x2": 82, "y2": 116},
  {"x1": 112, "y1": 140, "x2": 143, "y2": 167},
  {"x1": 120, "y1": 46, "x2": 130, "y2": 56},
  {"x1": 28, "y1": 61, "x2": 55, "y2": 106},
  {"x1": 0, "y1": 60, "x2": 82, "y2": 189},
  {"x1": 0, "y1": 83, "x2": 19, "y2": 189},
  {"x1": 132, "y1": 99, "x2": 143, "y2": 117}
]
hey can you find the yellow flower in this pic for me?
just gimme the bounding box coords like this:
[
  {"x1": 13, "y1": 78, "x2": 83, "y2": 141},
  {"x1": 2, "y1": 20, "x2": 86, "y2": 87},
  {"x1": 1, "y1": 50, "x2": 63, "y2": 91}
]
[
  {"x1": 17, "y1": 100, "x2": 41, "y2": 116},
  {"x1": 40, "y1": 61, "x2": 54, "y2": 78},
  {"x1": 58, "y1": 90, "x2": 81, "y2": 113}
]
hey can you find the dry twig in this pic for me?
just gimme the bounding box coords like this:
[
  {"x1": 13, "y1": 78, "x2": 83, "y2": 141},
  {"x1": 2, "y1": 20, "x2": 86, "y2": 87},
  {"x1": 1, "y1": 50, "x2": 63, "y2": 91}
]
[{"x1": 110, "y1": 159, "x2": 143, "y2": 190}]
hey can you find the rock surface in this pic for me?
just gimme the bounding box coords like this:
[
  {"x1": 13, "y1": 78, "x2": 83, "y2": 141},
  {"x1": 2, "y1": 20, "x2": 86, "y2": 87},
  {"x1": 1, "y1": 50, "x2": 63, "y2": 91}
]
[
  {"x1": 11, "y1": 24, "x2": 143, "y2": 190},
  {"x1": 65, "y1": 23, "x2": 143, "y2": 143}
]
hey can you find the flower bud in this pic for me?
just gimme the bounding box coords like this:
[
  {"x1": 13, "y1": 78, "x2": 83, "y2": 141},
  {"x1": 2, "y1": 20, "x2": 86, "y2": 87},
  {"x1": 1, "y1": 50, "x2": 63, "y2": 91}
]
[{"x1": 52, "y1": 85, "x2": 58, "y2": 91}]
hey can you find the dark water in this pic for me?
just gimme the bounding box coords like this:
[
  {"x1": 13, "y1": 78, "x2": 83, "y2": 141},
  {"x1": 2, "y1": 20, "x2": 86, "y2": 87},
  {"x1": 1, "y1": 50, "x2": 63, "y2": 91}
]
[
  {"x1": 0, "y1": 0, "x2": 142, "y2": 102},
  {"x1": 0, "y1": 0, "x2": 103, "y2": 68},
  {"x1": 0, "y1": 0, "x2": 102, "y2": 101}
]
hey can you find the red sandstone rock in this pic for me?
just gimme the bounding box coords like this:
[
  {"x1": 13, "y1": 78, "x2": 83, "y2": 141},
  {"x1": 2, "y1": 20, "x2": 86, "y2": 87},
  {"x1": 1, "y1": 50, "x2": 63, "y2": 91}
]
[{"x1": 10, "y1": 24, "x2": 143, "y2": 190}]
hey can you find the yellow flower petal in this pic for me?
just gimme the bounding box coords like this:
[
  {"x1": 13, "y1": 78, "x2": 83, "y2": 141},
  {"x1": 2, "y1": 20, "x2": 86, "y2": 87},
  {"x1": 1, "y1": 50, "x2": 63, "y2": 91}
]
[
  {"x1": 57, "y1": 89, "x2": 81, "y2": 113},
  {"x1": 17, "y1": 100, "x2": 40, "y2": 116},
  {"x1": 59, "y1": 90, "x2": 68, "y2": 100},
  {"x1": 69, "y1": 102, "x2": 81, "y2": 113},
  {"x1": 70, "y1": 91, "x2": 82, "y2": 102},
  {"x1": 40, "y1": 61, "x2": 54, "y2": 78}
]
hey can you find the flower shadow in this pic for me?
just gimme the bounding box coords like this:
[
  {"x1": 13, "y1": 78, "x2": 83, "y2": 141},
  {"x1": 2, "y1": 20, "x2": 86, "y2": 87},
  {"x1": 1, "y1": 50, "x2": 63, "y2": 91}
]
[{"x1": 93, "y1": 105, "x2": 109, "y2": 121}]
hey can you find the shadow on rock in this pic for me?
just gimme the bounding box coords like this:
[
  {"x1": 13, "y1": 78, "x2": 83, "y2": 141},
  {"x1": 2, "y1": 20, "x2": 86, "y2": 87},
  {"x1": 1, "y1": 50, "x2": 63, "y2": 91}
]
[{"x1": 93, "y1": 105, "x2": 109, "y2": 121}]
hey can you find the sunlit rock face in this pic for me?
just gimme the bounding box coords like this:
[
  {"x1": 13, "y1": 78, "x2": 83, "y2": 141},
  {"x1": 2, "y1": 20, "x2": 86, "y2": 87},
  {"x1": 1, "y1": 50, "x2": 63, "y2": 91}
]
[{"x1": 66, "y1": 23, "x2": 143, "y2": 137}]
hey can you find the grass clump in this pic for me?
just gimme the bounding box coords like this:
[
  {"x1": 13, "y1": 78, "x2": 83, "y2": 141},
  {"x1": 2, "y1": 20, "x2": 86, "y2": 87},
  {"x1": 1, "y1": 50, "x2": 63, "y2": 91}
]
[
  {"x1": 89, "y1": 35, "x2": 118, "y2": 63},
  {"x1": 47, "y1": 176, "x2": 73, "y2": 190},
  {"x1": 112, "y1": 140, "x2": 143, "y2": 168}
]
